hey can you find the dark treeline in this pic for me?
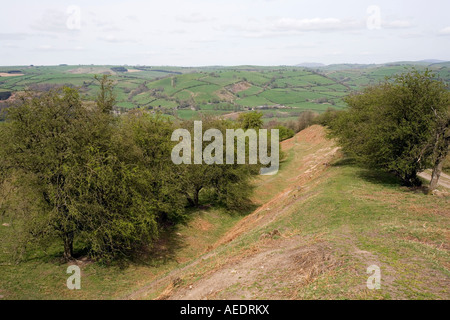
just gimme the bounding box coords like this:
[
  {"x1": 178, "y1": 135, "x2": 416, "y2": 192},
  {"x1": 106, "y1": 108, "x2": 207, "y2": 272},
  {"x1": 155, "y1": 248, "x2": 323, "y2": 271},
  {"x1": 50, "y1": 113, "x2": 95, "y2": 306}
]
[{"x1": 0, "y1": 91, "x2": 12, "y2": 100}]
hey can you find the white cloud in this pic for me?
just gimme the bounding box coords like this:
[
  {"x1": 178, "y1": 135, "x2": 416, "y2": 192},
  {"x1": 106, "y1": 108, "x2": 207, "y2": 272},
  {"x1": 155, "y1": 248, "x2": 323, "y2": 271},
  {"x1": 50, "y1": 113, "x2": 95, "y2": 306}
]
[
  {"x1": 382, "y1": 20, "x2": 412, "y2": 29},
  {"x1": 87, "y1": 13, "x2": 122, "y2": 33},
  {"x1": 169, "y1": 29, "x2": 188, "y2": 34},
  {"x1": 0, "y1": 33, "x2": 56, "y2": 40},
  {"x1": 36, "y1": 44, "x2": 54, "y2": 51},
  {"x1": 0, "y1": 33, "x2": 29, "y2": 40},
  {"x1": 218, "y1": 17, "x2": 364, "y2": 39},
  {"x1": 438, "y1": 26, "x2": 450, "y2": 35},
  {"x1": 270, "y1": 17, "x2": 361, "y2": 32},
  {"x1": 176, "y1": 13, "x2": 214, "y2": 24},
  {"x1": 399, "y1": 33, "x2": 424, "y2": 39},
  {"x1": 30, "y1": 9, "x2": 75, "y2": 34},
  {"x1": 97, "y1": 35, "x2": 137, "y2": 43}
]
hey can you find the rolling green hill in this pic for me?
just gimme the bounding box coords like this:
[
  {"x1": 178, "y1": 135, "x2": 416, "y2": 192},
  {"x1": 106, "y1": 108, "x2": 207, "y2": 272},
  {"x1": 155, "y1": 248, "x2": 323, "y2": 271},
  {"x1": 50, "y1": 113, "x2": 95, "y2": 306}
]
[{"x1": 1, "y1": 62, "x2": 449, "y2": 121}]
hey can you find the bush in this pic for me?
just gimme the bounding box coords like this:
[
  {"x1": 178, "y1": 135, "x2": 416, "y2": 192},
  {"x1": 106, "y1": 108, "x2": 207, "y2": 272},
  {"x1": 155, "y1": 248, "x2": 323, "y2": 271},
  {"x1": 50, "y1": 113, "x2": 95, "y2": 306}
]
[
  {"x1": 111, "y1": 67, "x2": 128, "y2": 73},
  {"x1": 313, "y1": 108, "x2": 340, "y2": 127},
  {"x1": 274, "y1": 125, "x2": 295, "y2": 141}
]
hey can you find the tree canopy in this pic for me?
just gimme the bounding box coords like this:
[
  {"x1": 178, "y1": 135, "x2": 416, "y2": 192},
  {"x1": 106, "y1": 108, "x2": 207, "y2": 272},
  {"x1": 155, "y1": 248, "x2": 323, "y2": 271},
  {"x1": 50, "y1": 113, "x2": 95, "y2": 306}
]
[
  {"x1": 329, "y1": 69, "x2": 450, "y2": 187},
  {"x1": 0, "y1": 80, "x2": 264, "y2": 262}
]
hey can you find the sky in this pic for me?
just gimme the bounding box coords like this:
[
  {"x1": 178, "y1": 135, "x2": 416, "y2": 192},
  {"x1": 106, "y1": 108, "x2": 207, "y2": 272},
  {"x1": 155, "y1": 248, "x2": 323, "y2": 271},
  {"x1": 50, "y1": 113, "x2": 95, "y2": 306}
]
[{"x1": 0, "y1": 0, "x2": 449, "y2": 66}]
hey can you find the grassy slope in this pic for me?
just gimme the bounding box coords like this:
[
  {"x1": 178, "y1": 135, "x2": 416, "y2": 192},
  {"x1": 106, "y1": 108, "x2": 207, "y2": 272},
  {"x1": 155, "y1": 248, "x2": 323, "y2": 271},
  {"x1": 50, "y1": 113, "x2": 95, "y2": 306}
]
[
  {"x1": 0, "y1": 126, "x2": 449, "y2": 300},
  {"x1": 0, "y1": 206, "x2": 245, "y2": 299}
]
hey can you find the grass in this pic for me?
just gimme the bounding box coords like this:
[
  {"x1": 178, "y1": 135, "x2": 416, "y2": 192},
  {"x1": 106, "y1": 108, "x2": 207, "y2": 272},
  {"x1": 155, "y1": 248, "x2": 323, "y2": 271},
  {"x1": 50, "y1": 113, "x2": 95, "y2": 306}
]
[
  {"x1": 0, "y1": 207, "x2": 243, "y2": 300},
  {"x1": 254, "y1": 162, "x2": 449, "y2": 299},
  {"x1": 443, "y1": 154, "x2": 450, "y2": 175},
  {"x1": 236, "y1": 95, "x2": 273, "y2": 107}
]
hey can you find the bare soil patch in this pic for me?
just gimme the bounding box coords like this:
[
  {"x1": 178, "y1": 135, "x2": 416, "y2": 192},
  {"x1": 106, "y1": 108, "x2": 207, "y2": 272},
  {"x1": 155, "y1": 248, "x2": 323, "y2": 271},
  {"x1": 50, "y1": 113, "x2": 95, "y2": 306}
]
[
  {"x1": 0, "y1": 73, "x2": 23, "y2": 77},
  {"x1": 214, "y1": 89, "x2": 235, "y2": 102},
  {"x1": 67, "y1": 67, "x2": 113, "y2": 75},
  {"x1": 168, "y1": 236, "x2": 337, "y2": 300},
  {"x1": 220, "y1": 112, "x2": 242, "y2": 120},
  {"x1": 228, "y1": 81, "x2": 252, "y2": 94}
]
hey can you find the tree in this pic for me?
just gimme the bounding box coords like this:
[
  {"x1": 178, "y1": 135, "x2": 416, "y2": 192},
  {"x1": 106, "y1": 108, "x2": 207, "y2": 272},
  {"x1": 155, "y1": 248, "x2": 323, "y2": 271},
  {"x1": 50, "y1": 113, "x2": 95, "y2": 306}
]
[
  {"x1": 0, "y1": 80, "x2": 269, "y2": 261},
  {"x1": 238, "y1": 111, "x2": 263, "y2": 130},
  {"x1": 329, "y1": 69, "x2": 450, "y2": 187},
  {"x1": 0, "y1": 85, "x2": 179, "y2": 261},
  {"x1": 429, "y1": 105, "x2": 450, "y2": 189},
  {"x1": 296, "y1": 111, "x2": 317, "y2": 132},
  {"x1": 114, "y1": 110, "x2": 186, "y2": 223},
  {"x1": 274, "y1": 125, "x2": 295, "y2": 141},
  {"x1": 175, "y1": 117, "x2": 260, "y2": 210},
  {"x1": 0, "y1": 87, "x2": 96, "y2": 260},
  {"x1": 95, "y1": 74, "x2": 116, "y2": 113}
]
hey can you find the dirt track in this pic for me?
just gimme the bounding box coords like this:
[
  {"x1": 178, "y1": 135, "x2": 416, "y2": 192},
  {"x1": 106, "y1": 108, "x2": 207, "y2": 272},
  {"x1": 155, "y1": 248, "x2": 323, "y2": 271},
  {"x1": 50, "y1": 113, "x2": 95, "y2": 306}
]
[{"x1": 418, "y1": 170, "x2": 450, "y2": 189}]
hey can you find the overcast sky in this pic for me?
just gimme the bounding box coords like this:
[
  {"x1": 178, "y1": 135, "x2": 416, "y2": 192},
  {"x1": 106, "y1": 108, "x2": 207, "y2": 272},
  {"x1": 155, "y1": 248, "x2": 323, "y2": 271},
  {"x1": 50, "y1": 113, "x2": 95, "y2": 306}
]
[{"x1": 1, "y1": 0, "x2": 449, "y2": 66}]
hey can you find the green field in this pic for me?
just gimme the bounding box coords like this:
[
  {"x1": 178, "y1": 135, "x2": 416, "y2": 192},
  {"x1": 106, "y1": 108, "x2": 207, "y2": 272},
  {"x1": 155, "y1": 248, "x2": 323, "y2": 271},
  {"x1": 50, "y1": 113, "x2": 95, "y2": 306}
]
[{"x1": 1, "y1": 63, "x2": 449, "y2": 120}]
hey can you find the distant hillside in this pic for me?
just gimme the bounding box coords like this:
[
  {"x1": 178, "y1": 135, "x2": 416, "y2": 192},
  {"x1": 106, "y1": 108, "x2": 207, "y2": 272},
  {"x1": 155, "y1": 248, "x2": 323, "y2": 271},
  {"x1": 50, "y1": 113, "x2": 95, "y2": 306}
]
[
  {"x1": 419, "y1": 59, "x2": 448, "y2": 64},
  {"x1": 0, "y1": 63, "x2": 448, "y2": 121},
  {"x1": 295, "y1": 62, "x2": 326, "y2": 68},
  {"x1": 306, "y1": 60, "x2": 450, "y2": 70}
]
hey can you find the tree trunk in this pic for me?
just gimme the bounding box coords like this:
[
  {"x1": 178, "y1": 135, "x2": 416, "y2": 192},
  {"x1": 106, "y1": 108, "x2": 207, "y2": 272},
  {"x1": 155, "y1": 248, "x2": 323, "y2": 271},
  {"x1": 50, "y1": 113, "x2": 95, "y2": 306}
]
[
  {"x1": 63, "y1": 232, "x2": 74, "y2": 261},
  {"x1": 430, "y1": 156, "x2": 444, "y2": 190},
  {"x1": 186, "y1": 188, "x2": 201, "y2": 207},
  {"x1": 403, "y1": 172, "x2": 421, "y2": 187},
  {"x1": 193, "y1": 189, "x2": 200, "y2": 207}
]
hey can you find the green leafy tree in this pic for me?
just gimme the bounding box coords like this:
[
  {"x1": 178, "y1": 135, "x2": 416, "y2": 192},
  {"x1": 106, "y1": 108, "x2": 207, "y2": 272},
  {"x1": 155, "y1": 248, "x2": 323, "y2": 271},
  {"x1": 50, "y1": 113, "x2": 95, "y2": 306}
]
[
  {"x1": 176, "y1": 117, "x2": 259, "y2": 210},
  {"x1": 329, "y1": 69, "x2": 450, "y2": 187},
  {"x1": 0, "y1": 85, "x2": 180, "y2": 261},
  {"x1": 274, "y1": 125, "x2": 294, "y2": 141},
  {"x1": 429, "y1": 103, "x2": 450, "y2": 189},
  {"x1": 0, "y1": 87, "x2": 98, "y2": 260},
  {"x1": 95, "y1": 74, "x2": 116, "y2": 113},
  {"x1": 238, "y1": 111, "x2": 263, "y2": 130},
  {"x1": 114, "y1": 110, "x2": 186, "y2": 223}
]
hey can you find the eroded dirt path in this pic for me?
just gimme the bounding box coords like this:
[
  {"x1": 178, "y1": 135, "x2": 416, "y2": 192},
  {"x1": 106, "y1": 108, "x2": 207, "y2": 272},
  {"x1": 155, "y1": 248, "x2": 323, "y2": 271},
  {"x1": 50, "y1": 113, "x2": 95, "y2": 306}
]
[{"x1": 169, "y1": 236, "x2": 337, "y2": 300}]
